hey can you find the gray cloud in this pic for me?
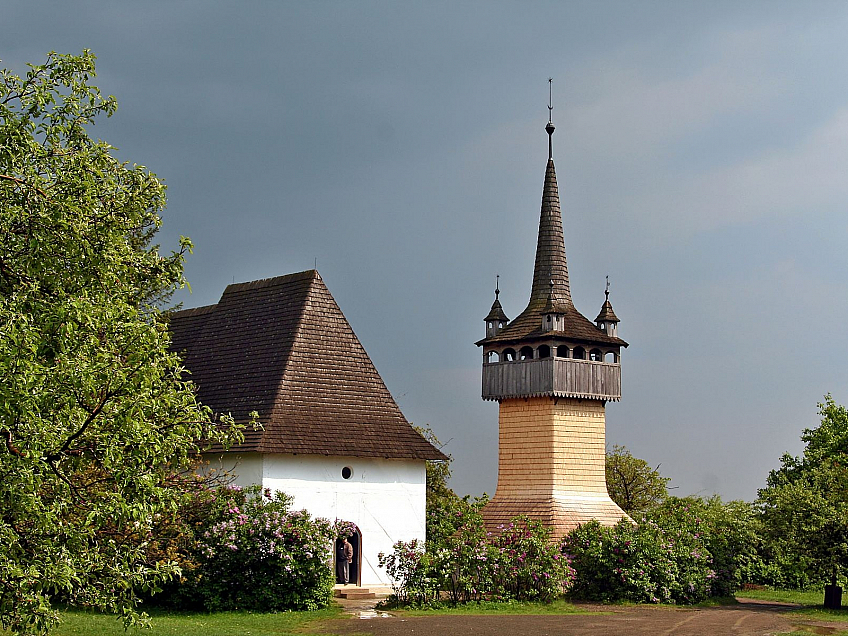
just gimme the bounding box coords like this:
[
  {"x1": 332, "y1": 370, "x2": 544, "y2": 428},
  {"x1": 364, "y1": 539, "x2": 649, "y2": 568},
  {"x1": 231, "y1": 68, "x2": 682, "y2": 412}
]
[{"x1": 4, "y1": 0, "x2": 848, "y2": 502}]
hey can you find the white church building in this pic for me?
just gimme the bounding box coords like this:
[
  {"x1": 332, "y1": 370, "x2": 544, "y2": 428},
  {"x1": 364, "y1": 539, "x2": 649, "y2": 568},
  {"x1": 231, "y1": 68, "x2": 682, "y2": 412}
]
[{"x1": 169, "y1": 270, "x2": 445, "y2": 586}]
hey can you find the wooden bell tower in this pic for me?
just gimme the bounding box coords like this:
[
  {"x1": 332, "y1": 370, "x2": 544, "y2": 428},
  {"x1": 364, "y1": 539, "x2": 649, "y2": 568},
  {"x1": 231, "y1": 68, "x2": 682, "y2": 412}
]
[{"x1": 476, "y1": 104, "x2": 629, "y2": 539}]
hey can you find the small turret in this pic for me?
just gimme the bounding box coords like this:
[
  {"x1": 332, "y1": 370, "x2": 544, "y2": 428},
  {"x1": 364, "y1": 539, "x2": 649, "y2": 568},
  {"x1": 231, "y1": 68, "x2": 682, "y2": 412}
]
[
  {"x1": 595, "y1": 276, "x2": 620, "y2": 338},
  {"x1": 484, "y1": 276, "x2": 509, "y2": 338}
]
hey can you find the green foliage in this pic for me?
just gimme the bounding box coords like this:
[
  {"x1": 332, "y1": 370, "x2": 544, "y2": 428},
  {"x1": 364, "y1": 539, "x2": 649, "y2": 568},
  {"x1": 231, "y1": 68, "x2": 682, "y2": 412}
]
[
  {"x1": 413, "y1": 424, "x2": 468, "y2": 547},
  {"x1": 605, "y1": 445, "x2": 669, "y2": 513},
  {"x1": 685, "y1": 497, "x2": 761, "y2": 597},
  {"x1": 379, "y1": 509, "x2": 575, "y2": 607},
  {"x1": 378, "y1": 539, "x2": 436, "y2": 606},
  {"x1": 757, "y1": 396, "x2": 848, "y2": 590},
  {"x1": 563, "y1": 499, "x2": 722, "y2": 604},
  {"x1": 0, "y1": 51, "x2": 240, "y2": 634},
  {"x1": 489, "y1": 516, "x2": 576, "y2": 601},
  {"x1": 428, "y1": 500, "x2": 492, "y2": 604},
  {"x1": 162, "y1": 485, "x2": 335, "y2": 612}
]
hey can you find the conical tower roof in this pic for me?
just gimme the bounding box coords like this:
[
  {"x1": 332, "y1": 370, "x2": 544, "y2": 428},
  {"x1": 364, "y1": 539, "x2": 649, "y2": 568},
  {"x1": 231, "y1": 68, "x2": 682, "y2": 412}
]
[
  {"x1": 484, "y1": 279, "x2": 510, "y2": 322},
  {"x1": 477, "y1": 121, "x2": 626, "y2": 348},
  {"x1": 528, "y1": 156, "x2": 572, "y2": 312},
  {"x1": 485, "y1": 297, "x2": 509, "y2": 322},
  {"x1": 595, "y1": 299, "x2": 619, "y2": 323}
]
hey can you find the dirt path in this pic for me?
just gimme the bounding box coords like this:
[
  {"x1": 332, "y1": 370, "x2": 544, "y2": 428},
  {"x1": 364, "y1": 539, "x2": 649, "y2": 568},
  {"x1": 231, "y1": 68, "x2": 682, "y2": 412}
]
[{"x1": 322, "y1": 598, "x2": 845, "y2": 636}]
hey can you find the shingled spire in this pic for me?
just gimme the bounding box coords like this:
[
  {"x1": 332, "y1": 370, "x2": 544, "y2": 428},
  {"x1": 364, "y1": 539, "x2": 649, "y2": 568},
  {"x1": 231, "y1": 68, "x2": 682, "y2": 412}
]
[{"x1": 528, "y1": 119, "x2": 572, "y2": 312}]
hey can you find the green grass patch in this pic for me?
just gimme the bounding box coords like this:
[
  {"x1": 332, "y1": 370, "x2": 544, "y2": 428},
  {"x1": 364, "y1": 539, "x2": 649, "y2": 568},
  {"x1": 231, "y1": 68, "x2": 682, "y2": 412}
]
[
  {"x1": 775, "y1": 630, "x2": 848, "y2": 636},
  {"x1": 791, "y1": 606, "x2": 848, "y2": 623},
  {"x1": 388, "y1": 598, "x2": 594, "y2": 616},
  {"x1": 696, "y1": 596, "x2": 739, "y2": 607},
  {"x1": 737, "y1": 588, "x2": 825, "y2": 605},
  {"x1": 5, "y1": 605, "x2": 348, "y2": 636},
  {"x1": 737, "y1": 588, "x2": 848, "y2": 626}
]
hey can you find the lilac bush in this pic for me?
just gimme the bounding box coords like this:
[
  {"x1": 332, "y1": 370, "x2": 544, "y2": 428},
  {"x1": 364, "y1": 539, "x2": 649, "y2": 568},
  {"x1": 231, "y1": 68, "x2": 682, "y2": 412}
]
[
  {"x1": 428, "y1": 507, "x2": 493, "y2": 603},
  {"x1": 563, "y1": 501, "x2": 717, "y2": 604},
  {"x1": 491, "y1": 516, "x2": 576, "y2": 601},
  {"x1": 333, "y1": 519, "x2": 359, "y2": 539},
  {"x1": 379, "y1": 511, "x2": 576, "y2": 606},
  {"x1": 378, "y1": 539, "x2": 437, "y2": 605},
  {"x1": 181, "y1": 485, "x2": 335, "y2": 611}
]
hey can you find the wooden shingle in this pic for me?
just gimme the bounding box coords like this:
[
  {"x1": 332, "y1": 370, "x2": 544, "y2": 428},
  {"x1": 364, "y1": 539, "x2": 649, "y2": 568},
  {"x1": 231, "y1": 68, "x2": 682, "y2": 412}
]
[{"x1": 170, "y1": 270, "x2": 445, "y2": 461}]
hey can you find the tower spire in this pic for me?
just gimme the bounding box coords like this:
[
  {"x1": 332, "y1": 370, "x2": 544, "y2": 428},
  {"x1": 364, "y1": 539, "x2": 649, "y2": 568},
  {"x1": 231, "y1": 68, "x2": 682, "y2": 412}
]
[{"x1": 529, "y1": 79, "x2": 572, "y2": 311}]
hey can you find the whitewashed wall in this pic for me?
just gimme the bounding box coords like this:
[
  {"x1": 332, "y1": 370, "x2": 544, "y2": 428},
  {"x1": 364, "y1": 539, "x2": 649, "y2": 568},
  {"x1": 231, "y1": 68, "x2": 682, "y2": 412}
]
[{"x1": 209, "y1": 452, "x2": 427, "y2": 586}]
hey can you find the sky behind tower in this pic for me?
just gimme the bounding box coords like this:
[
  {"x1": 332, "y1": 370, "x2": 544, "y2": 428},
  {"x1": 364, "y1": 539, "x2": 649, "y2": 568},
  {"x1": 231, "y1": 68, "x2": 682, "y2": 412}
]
[{"x1": 4, "y1": 1, "x2": 848, "y2": 501}]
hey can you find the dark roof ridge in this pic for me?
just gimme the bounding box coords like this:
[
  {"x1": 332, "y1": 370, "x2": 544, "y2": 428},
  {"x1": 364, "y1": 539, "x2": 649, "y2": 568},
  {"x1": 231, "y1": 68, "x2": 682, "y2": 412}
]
[
  {"x1": 169, "y1": 304, "x2": 217, "y2": 319},
  {"x1": 224, "y1": 269, "x2": 318, "y2": 294}
]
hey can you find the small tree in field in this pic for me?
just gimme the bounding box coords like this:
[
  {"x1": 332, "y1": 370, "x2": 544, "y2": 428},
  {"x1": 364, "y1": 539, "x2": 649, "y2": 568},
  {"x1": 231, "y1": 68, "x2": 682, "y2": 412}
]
[
  {"x1": 758, "y1": 396, "x2": 848, "y2": 606},
  {"x1": 606, "y1": 445, "x2": 670, "y2": 513},
  {"x1": 0, "y1": 51, "x2": 240, "y2": 634}
]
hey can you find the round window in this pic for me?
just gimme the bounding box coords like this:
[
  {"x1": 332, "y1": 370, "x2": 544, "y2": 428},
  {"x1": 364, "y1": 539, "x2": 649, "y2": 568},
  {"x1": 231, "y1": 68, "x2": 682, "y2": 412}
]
[{"x1": 341, "y1": 466, "x2": 353, "y2": 480}]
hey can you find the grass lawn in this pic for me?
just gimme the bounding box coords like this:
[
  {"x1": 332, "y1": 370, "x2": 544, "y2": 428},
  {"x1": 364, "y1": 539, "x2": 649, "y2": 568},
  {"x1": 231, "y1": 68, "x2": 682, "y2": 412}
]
[
  {"x1": 3, "y1": 605, "x2": 348, "y2": 636},
  {"x1": 737, "y1": 588, "x2": 848, "y2": 627}
]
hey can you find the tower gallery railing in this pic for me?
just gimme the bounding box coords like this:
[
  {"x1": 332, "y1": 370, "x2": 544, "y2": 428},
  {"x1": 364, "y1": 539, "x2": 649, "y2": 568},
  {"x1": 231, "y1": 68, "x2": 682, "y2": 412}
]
[{"x1": 482, "y1": 357, "x2": 621, "y2": 402}]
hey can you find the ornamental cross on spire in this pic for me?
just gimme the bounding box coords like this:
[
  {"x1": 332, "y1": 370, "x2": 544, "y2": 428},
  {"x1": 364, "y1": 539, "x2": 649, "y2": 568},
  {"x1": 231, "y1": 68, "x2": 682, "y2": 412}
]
[
  {"x1": 548, "y1": 77, "x2": 553, "y2": 122},
  {"x1": 546, "y1": 78, "x2": 555, "y2": 159}
]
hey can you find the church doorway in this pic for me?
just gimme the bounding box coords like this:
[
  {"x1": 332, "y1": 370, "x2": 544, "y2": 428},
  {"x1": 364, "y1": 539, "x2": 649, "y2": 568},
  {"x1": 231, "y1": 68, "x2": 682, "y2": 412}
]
[{"x1": 334, "y1": 528, "x2": 361, "y2": 586}]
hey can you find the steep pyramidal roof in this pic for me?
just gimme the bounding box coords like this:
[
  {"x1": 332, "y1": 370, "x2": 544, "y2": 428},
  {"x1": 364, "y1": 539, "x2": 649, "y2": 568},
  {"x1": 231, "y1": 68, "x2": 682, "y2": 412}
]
[
  {"x1": 595, "y1": 295, "x2": 619, "y2": 324},
  {"x1": 169, "y1": 270, "x2": 445, "y2": 460},
  {"x1": 484, "y1": 283, "x2": 509, "y2": 323},
  {"x1": 478, "y1": 125, "x2": 627, "y2": 349}
]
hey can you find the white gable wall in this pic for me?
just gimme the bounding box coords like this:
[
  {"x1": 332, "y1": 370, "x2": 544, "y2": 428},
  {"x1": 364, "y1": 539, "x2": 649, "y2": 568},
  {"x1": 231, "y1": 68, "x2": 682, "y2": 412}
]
[{"x1": 212, "y1": 452, "x2": 427, "y2": 586}]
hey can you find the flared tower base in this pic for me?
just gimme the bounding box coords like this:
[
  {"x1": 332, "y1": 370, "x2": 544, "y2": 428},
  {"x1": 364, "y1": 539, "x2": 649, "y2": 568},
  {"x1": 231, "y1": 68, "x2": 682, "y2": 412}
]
[{"x1": 481, "y1": 396, "x2": 629, "y2": 541}]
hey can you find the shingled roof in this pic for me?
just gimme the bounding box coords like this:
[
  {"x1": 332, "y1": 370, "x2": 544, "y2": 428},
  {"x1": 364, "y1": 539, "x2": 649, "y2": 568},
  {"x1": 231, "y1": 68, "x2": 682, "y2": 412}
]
[
  {"x1": 169, "y1": 270, "x2": 445, "y2": 461},
  {"x1": 477, "y1": 136, "x2": 627, "y2": 349}
]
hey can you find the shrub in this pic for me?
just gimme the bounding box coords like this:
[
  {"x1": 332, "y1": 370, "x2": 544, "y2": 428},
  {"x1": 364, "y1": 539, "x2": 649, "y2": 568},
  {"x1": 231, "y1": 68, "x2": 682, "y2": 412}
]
[
  {"x1": 379, "y1": 510, "x2": 575, "y2": 606},
  {"x1": 491, "y1": 516, "x2": 576, "y2": 601},
  {"x1": 164, "y1": 484, "x2": 334, "y2": 611},
  {"x1": 378, "y1": 539, "x2": 436, "y2": 606},
  {"x1": 563, "y1": 501, "x2": 718, "y2": 605},
  {"x1": 429, "y1": 506, "x2": 493, "y2": 604},
  {"x1": 674, "y1": 497, "x2": 760, "y2": 596}
]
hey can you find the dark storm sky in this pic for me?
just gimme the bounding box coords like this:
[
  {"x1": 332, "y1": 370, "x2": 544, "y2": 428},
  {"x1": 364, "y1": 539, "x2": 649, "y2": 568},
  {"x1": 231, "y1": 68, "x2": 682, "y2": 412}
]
[{"x1": 5, "y1": 0, "x2": 848, "y2": 501}]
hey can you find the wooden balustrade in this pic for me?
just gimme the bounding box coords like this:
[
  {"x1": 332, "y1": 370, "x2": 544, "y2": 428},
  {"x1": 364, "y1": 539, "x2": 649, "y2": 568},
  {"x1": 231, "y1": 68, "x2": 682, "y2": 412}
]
[{"x1": 482, "y1": 357, "x2": 621, "y2": 401}]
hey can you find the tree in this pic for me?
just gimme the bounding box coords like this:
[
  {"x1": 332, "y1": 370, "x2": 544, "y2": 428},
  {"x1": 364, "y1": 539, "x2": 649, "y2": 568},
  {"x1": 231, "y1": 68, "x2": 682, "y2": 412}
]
[
  {"x1": 758, "y1": 396, "x2": 848, "y2": 604},
  {"x1": 0, "y1": 51, "x2": 240, "y2": 634},
  {"x1": 605, "y1": 445, "x2": 670, "y2": 513},
  {"x1": 412, "y1": 424, "x2": 487, "y2": 548}
]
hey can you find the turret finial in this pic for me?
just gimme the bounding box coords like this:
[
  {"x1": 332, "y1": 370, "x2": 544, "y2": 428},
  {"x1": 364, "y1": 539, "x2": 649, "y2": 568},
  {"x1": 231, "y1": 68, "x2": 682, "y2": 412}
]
[
  {"x1": 495, "y1": 274, "x2": 500, "y2": 299},
  {"x1": 605, "y1": 275, "x2": 610, "y2": 300},
  {"x1": 546, "y1": 78, "x2": 555, "y2": 159}
]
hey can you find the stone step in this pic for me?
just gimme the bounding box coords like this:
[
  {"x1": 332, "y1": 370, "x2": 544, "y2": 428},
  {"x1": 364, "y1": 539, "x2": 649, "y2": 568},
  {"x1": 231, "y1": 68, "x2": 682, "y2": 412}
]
[
  {"x1": 334, "y1": 587, "x2": 376, "y2": 599},
  {"x1": 340, "y1": 592, "x2": 377, "y2": 600}
]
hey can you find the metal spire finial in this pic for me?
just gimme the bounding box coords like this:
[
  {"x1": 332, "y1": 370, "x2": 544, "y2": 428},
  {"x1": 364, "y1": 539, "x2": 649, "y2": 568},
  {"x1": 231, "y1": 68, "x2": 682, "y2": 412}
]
[
  {"x1": 546, "y1": 78, "x2": 555, "y2": 159},
  {"x1": 548, "y1": 77, "x2": 553, "y2": 122},
  {"x1": 605, "y1": 275, "x2": 610, "y2": 300},
  {"x1": 495, "y1": 274, "x2": 500, "y2": 299}
]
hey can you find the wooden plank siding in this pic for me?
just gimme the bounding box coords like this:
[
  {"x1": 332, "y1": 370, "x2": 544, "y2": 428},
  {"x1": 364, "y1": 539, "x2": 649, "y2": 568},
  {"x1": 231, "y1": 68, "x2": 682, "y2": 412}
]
[{"x1": 482, "y1": 357, "x2": 621, "y2": 401}]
